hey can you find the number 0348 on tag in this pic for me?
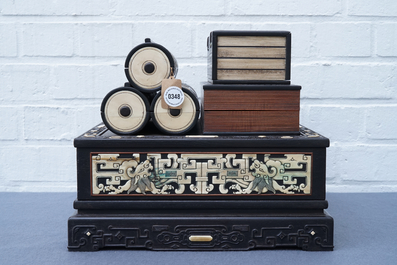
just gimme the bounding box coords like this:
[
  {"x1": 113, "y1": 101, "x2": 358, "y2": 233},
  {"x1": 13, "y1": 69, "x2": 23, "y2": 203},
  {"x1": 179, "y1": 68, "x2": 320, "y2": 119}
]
[{"x1": 163, "y1": 86, "x2": 184, "y2": 108}]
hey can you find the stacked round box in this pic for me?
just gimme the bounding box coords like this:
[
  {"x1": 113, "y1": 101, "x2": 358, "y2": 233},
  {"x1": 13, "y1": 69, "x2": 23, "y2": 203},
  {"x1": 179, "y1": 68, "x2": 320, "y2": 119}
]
[{"x1": 101, "y1": 38, "x2": 200, "y2": 135}]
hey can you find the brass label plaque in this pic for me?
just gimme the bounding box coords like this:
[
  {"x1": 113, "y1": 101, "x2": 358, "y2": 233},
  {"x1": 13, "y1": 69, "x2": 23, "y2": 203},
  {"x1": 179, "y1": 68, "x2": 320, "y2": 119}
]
[{"x1": 189, "y1": 235, "x2": 213, "y2": 242}]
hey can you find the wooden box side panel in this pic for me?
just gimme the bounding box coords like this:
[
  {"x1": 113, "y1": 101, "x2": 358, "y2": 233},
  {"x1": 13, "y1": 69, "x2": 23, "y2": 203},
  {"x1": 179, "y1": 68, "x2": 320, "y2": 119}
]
[
  {"x1": 217, "y1": 36, "x2": 287, "y2": 46},
  {"x1": 217, "y1": 47, "x2": 286, "y2": 58},
  {"x1": 203, "y1": 110, "x2": 299, "y2": 133},
  {"x1": 216, "y1": 69, "x2": 286, "y2": 81},
  {"x1": 217, "y1": 58, "x2": 286, "y2": 70},
  {"x1": 204, "y1": 90, "x2": 300, "y2": 111},
  {"x1": 212, "y1": 33, "x2": 291, "y2": 82}
]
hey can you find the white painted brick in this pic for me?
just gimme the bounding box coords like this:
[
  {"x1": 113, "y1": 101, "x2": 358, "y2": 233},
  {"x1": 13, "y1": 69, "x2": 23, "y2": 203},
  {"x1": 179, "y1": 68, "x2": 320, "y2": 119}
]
[
  {"x1": 325, "y1": 146, "x2": 341, "y2": 184},
  {"x1": 299, "y1": 103, "x2": 312, "y2": 132},
  {"x1": 78, "y1": 23, "x2": 134, "y2": 57},
  {"x1": 52, "y1": 65, "x2": 93, "y2": 99},
  {"x1": 132, "y1": 22, "x2": 193, "y2": 58},
  {"x1": 1, "y1": 0, "x2": 74, "y2": 15},
  {"x1": 112, "y1": 0, "x2": 226, "y2": 16},
  {"x1": 51, "y1": 64, "x2": 125, "y2": 99},
  {"x1": 366, "y1": 106, "x2": 397, "y2": 140},
  {"x1": 375, "y1": 23, "x2": 397, "y2": 57},
  {"x1": 1, "y1": 0, "x2": 110, "y2": 15},
  {"x1": 195, "y1": 22, "x2": 253, "y2": 58},
  {"x1": 337, "y1": 145, "x2": 397, "y2": 183},
  {"x1": 314, "y1": 23, "x2": 371, "y2": 57},
  {"x1": 299, "y1": 103, "x2": 310, "y2": 124},
  {"x1": 0, "y1": 146, "x2": 76, "y2": 186},
  {"x1": 75, "y1": 105, "x2": 102, "y2": 134},
  {"x1": 0, "y1": 23, "x2": 18, "y2": 57},
  {"x1": 0, "y1": 147, "x2": 16, "y2": 188},
  {"x1": 251, "y1": 23, "x2": 312, "y2": 58},
  {"x1": 0, "y1": 64, "x2": 51, "y2": 101},
  {"x1": 327, "y1": 184, "x2": 397, "y2": 193},
  {"x1": 294, "y1": 63, "x2": 396, "y2": 99},
  {"x1": 93, "y1": 64, "x2": 128, "y2": 97},
  {"x1": 24, "y1": 106, "x2": 76, "y2": 140},
  {"x1": 229, "y1": 0, "x2": 342, "y2": 16},
  {"x1": 74, "y1": 1, "x2": 112, "y2": 15},
  {"x1": 0, "y1": 107, "x2": 20, "y2": 140},
  {"x1": 22, "y1": 23, "x2": 74, "y2": 57},
  {"x1": 178, "y1": 63, "x2": 207, "y2": 99},
  {"x1": 305, "y1": 106, "x2": 366, "y2": 143},
  {"x1": 348, "y1": 0, "x2": 397, "y2": 17}
]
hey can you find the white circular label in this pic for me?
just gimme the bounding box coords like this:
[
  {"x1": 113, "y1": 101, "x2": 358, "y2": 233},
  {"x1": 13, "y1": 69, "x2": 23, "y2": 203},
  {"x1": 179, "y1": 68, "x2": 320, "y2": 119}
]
[{"x1": 164, "y1": 86, "x2": 184, "y2": 107}]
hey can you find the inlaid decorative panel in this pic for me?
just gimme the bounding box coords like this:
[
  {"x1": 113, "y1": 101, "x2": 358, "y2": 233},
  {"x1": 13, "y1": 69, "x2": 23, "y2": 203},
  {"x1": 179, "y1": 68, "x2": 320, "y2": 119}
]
[{"x1": 91, "y1": 153, "x2": 312, "y2": 196}]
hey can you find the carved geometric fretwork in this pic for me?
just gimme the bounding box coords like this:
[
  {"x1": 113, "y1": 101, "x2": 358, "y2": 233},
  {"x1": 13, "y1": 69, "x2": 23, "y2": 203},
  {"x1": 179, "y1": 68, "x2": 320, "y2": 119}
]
[{"x1": 91, "y1": 152, "x2": 312, "y2": 196}]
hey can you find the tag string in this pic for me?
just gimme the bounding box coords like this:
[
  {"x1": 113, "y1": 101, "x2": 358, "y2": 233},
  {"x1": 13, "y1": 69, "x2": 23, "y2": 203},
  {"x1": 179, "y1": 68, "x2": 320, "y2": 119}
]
[{"x1": 170, "y1": 67, "x2": 174, "y2": 78}]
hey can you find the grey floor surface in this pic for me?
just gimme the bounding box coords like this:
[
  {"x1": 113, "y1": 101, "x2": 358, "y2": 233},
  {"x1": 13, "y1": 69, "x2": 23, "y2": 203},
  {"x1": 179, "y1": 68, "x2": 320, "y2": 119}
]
[{"x1": 0, "y1": 192, "x2": 396, "y2": 265}]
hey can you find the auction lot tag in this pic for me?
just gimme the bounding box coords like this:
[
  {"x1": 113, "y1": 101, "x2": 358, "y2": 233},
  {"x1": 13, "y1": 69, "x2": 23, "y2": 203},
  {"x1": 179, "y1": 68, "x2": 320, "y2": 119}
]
[
  {"x1": 161, "y1": 68, "x2": 183, "y2": 109},
  {"x1": 164, "y1": 86, "x2": 184, "y2": 108}
]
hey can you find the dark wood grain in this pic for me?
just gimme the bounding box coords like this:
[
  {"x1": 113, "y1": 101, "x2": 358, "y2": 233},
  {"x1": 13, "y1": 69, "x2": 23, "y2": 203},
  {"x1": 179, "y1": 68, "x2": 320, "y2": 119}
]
[
  {"x1": 217, "y1": 58, "x2": 286, "y2": 70},
  {"x1": 217, "y1": 47, "x2": 286, "y2": 58},
  {"x1": 204, "y1": 90, "x2": 300, "y2": 111},
  {"x1": 217, "y1": 36, "x2": 286, "y2": 46},
  {"x1": 216, "y1": 69, "x2": 286, "y2": 80},
  {"x1": 203, "y1": 110, "x2": 299, "y2": 133}
]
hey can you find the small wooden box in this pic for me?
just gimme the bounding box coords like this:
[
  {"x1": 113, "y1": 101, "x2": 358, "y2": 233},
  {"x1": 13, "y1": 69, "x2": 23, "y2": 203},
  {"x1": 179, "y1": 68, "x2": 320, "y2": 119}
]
[
  {"x1": 202, "y1": 83, "x2": 300, "y2": 134},
  {"x1": 208, "y1": 31, "x2": 291, "y2": 84}
]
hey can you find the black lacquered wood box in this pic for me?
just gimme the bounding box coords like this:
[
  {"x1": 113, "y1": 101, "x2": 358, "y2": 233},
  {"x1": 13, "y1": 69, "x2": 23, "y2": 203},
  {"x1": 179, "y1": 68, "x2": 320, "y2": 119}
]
[
  {"x1": 207, "y1": 31, "x2": 291, "y2": 84},
  {"x1": 68, "y1": 123, "x2": 333, "y2": 251}
]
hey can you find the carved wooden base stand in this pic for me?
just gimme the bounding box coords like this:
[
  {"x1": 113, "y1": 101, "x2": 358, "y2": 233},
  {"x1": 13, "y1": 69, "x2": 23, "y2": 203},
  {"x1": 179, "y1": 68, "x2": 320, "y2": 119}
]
[
  {"x1": 68, "y1": 210, "x2": 333, "y2": 251},
  {"x1": 68, "y1": 123, "x2": 334, "y2": 251}
]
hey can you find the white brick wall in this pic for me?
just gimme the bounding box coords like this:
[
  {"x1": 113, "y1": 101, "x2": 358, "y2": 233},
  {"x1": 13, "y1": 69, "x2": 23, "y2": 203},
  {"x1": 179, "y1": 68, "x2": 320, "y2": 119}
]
[{"x1": 1, "y1": 0, "x2": 396, "y2": 192}]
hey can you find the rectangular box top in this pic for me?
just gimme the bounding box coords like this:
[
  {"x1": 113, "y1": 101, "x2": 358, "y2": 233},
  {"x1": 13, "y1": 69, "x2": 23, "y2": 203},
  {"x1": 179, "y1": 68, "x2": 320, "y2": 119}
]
[
  {"x1": 202, "y1": 83, "x2": 301, "y2": 91},
  {"x1": 74, "y1": 123, "x2": 329, "y2": 149},
  {"x1": 210, "y1": 30, "x2": 291, "y2": 37},
  {"x1": 208, "y1": 30, "x2": 291, "y2": 50}
]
